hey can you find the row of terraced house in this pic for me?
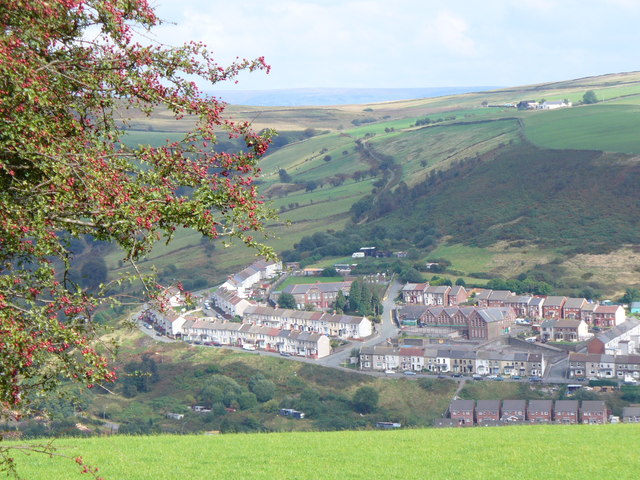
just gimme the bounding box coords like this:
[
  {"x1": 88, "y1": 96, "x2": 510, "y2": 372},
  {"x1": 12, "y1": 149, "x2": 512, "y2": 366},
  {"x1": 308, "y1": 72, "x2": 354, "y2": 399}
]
[
  {"x1": 359, "y1": 344, "x2": 545, "y2": 376},
  {"x1": 443, "y1": 399, "x2": 609, "y2": 426},
  {"x1": 401, "y1": 284, "x2": 626, "y2": 327},
  {"x1": 181, "y1": 318, "x2": 332, "y2": 358}
]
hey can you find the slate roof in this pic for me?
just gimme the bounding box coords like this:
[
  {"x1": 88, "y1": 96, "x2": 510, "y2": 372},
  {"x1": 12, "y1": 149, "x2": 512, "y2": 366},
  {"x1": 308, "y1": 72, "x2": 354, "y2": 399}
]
[
  {"x1": 594, "y1": 319, "x2": 640, "y2": 343},
  {"x1": 581, "y1": 400, "x2": 606, "y2": 413},
  {"x1": 450, "y1": 399, "x2": 475, "y2": 412},
  {"x1": 283, "y1": 281, "x2": 352, "y2": 295},
  {"x1": 528, "y1": 399, "x2": 553, "y2": 414},
  {"x1": 555, "y1": 400, "x2": 579, "y2": 413},
  {"x1": 563, "y1": 297, "x2": 586, "y2": 309},
  {"x1": 544, "y1": 296, "x2": 566, "y2": 307}
]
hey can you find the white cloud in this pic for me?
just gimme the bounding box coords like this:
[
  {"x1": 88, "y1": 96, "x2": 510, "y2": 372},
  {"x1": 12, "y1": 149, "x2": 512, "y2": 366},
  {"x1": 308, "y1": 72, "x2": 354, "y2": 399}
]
[
  {"x1": 429, "y1": 10, "x2": 477, "y2": 56},
  {"x1": 147, "y1": 0, "x2": 640, "y2": 89}
]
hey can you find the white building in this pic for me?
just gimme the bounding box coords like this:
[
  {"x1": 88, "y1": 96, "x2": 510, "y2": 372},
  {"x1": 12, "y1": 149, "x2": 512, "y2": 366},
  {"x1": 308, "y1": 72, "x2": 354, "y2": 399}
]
[
  {"x1": 181, "y1": 318, "x2": 330, "y2": 358},
  {"x1": 242, "y1": 305, "x2": 372, "y2": 339},
  {"x1": 211, "y1": 288, "x2": 255, "y2": 317}
]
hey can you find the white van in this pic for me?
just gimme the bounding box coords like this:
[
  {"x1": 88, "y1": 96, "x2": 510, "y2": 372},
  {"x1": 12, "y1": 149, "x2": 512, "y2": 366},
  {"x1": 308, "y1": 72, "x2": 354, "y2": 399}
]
[{"x1": 242, "y1": 344, "x2": 257, "y2": 351}]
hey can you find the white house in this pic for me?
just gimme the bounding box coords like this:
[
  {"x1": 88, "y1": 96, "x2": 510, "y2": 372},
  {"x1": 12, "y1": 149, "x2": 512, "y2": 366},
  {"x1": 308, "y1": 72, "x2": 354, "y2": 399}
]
[
  {"x1": 540, "y1": 100, "x2": 572, "y2": 110},
  {"x1": 211, "y1": 288, "x2": 255, "y2": 317},
  {"x1": 242, "y1": 305, "x2": 372, "y2": 340},
  {"x1": 146, "y1": 306, "x2": 188, "y2": 337},
  {"x1": 181, "y1": 318, "x2": 330, "y2": 358},
  {"x1": 219, "y1": 258, "x2": 282, "y2": 298}
]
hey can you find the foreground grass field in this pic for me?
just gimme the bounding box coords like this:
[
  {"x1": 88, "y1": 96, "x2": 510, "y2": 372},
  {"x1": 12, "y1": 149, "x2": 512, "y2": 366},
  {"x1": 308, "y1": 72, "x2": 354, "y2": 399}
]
[{"x1": 13, "y1": 425, "x2": 640, "y2": 479}]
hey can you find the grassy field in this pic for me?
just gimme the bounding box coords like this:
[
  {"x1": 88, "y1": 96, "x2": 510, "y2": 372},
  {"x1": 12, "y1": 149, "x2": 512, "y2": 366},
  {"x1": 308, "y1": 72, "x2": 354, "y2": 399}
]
[
  {"x1": 12, "y1": 425, "x2": 640, "y2": 479},
  {"x1": 428, "y1": 243, "x2": 560, "y2": 279},
  {"x1": 524, "y1": 104, "x2": 640, "y2": 153}
]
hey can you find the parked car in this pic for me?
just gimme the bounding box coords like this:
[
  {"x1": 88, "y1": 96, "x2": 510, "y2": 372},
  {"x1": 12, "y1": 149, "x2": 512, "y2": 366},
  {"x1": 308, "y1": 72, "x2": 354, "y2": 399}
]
[
  {"x1": 403, "y1": 370, "x2": 417, "y2": 376},
  {"x1": 384, "y1": 370, "x2": 395, "y2": 374},
  {"x1": 242, "y1": 344, "x2": 257, "y2": 351},
  {"x1": 451, "y1": 373, "x2": 463, "y2": 378},
  {"x1": 512, "y1": 375, "x2": 522, "y2": 380},
  {"x1": 437, "y1": 375, "x2": 446, "y2": 379},
  {"x1": 472, "y1": 374, "x2": 483, "y2": 380},
  {"x1": 529, "y1": 376, "x2": 543, "y2": 383},
  {"x1": 280, "y1": 351, "x2": 292, "y2": 357}
]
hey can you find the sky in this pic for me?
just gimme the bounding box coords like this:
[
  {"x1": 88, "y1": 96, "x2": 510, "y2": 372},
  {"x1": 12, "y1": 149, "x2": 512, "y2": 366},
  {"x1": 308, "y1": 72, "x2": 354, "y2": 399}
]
[{"x1": 150, "y1": 0, "x2": 640, "y2": 91}]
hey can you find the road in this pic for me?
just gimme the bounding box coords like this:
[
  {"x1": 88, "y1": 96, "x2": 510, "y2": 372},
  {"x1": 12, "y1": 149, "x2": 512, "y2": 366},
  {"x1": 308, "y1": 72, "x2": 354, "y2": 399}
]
[{"x1": 317, "y1": 278, "x2": 401, "y2": 368}]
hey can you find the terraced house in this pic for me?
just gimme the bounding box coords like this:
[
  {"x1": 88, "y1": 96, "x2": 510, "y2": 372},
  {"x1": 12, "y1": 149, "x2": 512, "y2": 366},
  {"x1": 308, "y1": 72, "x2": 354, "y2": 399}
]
[
  {"x1": 181, "y1": 318, "x2": 331, "y2": 358},
  {"x1": 242, "y1": 305, "x2": 372, "y2": 339},
  {"x1": 568, "y1": 352, "x2": 640, "y2": 380},
  {"x1": 359, "y1": 345, "x2": 545, "y2": 376},
  {"x1": 401, "y1": 283, "x2": 454, "y2": 306}
]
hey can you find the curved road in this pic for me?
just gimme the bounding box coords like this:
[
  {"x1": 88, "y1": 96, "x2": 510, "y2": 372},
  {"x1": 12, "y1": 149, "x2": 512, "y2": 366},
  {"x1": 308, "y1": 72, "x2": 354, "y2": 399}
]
[{"x1": 317, "y1": 278, "x2": 402, "y2": 368}]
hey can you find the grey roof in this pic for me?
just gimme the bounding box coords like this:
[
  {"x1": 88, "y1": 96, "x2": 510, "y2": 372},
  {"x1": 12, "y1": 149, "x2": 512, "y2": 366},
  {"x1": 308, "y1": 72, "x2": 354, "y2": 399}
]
[
  {"x1": 505, "y1": 296, "x2": 532, "y2": 305},
  {"x1": 476, "y1": 400, "x2": 500, "y2": 412},
  {"x1": 554, "y1": 400, "x2": 579, "y2": 413},
  {"x1": 544, "y1": 296, "x2": 567, "y2": 307},
  {"x1": 623, "y1": 406, "x2": 640, "y2": 417},
  {"x1": 529, "y1": 297, "x2": 545, "y2": 306},
  {"x1": 581, "y1": 401, "x2": 606, "y2": 413},
  {"x1": 477, "y1": 307, "x2": 512, "y2": 323},
  {"x1": 449, "y1": 286, "x2": 467, "y2": 296},
  {"x1": 564, "y1": 297, "x2": 586, "y2": 309},
  {"x1": 474, "y1": 290, "x2": 492, "y2": 301},
  {"x1": 426, "y1": 285, "x2": 451, "y2": 294},
  {"x1": 283, "y1": 281, "x2": 352, "y2": 295},
  {"x1": 402, "y1": 282, "x2": 429, "y2": 291},
  {"x1": 488, "y1": 290, "x2": 514, "y2": 301},
  {"x1": 502, "y1": 400, "x2": 526, "y2": 412},
  {"x1": 594, "y1": 318, "x2": 640, "y2": 343},
  {"x1": 450, "y1": 399, "x2": 474, "y2": 411},
  {"x1": 398, "y1": 305, "x2": 429, "y2": 319},
  {"x1": 244, "y1": 305, "x2": 368, "y2": 326},
  {"x1": 528, "y1": 400, "x2": 553, "y2": 412}
]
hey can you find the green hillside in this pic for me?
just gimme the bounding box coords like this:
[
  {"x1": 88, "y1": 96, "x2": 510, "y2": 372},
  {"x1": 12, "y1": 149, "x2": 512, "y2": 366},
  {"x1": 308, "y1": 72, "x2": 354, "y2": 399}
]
[
  {"x1": 110, "y1": 72, "x2": 640, "y2": 295},
  {"x1": 524, "y1": 103, "x2": 640, "y2": 153},
  {"x1": 13, "y1": 425, "x2": 640, "y2": 479}
]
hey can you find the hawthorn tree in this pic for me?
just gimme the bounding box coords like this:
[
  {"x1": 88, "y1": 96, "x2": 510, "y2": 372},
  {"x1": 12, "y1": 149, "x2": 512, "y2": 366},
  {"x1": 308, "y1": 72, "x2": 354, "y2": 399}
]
[{"x1": 1, "y1": 0, "x2": 274, "y2": 474}]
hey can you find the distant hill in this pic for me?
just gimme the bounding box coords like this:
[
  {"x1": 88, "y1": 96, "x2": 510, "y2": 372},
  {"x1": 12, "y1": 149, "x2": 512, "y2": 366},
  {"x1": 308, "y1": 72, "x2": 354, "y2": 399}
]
[
  {"x1": 206, "y1": 86, "x2": 500, "y2": 106},
  {"x1": 117, "y1": 71, "x2": 640, "y2": 296}
]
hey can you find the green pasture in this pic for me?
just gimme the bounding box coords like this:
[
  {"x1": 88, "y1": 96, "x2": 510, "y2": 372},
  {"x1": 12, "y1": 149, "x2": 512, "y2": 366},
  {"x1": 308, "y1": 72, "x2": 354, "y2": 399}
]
[
  {"x1": 13, "y1": 425, "x2": 640, "y2": 479},
  {"x1": 370, "y1": 118, "x2": 521, "y2": 185},
  {"x1": 428, "y1": 244, "x2": 495, "y2": 273},
  {"x1": 524, "y1": 104, "x2": 640, "y2": 153}
]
